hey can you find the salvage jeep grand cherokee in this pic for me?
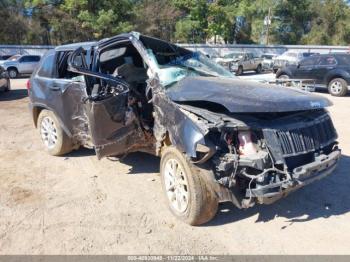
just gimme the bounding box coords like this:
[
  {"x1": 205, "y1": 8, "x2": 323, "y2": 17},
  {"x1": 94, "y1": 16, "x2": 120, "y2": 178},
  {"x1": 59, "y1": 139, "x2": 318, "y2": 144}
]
[{"x1": 28, "y1": 32, "x2": 341, "y2": 225}]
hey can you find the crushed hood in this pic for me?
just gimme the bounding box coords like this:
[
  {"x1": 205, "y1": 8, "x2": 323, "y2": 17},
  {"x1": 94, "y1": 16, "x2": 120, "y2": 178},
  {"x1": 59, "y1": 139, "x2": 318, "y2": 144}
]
[{"x1": 166, "y1": 77, "x2": 332, "y2": 113}]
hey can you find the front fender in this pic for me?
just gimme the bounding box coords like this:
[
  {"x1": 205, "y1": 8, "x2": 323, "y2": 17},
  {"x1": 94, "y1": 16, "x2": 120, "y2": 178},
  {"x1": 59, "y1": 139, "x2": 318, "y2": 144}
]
[
  {"x1": 276, "y1": 68, "x2": 292, "y2": 78},
  {"x1": 153, "y1": 93, "x2": 208, "y2": 158}
]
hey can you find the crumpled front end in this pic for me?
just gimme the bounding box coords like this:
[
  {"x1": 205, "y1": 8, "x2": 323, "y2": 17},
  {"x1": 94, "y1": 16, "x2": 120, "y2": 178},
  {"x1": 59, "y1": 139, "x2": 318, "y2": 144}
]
[
  {"x1": 177, "y1": 104, "x2": 341, "y2": 209},
  {"x1": 245, "y1": 111, "x2": 341, "y2": 206}
]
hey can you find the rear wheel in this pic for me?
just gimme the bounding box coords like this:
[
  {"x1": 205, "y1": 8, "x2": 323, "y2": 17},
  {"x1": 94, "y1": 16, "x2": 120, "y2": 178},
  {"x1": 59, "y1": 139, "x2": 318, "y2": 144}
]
[
  {"x1": 328, "y1": 78, "x2": 348, "y2": 97},
  {"x1": 37, "y1": 110, "x2": 73, "y2": 156},
  {"x1": 160, "y1": 146, "x2": 218, "y2": 225},
  {"x1": 8, "y1": 68, "x2": 18, "y2": 79}
]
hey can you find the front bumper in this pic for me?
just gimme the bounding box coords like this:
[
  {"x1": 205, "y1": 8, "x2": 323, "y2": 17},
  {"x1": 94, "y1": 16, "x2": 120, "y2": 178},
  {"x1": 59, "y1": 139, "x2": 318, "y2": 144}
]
[
  {"x1": 247, "y1": 149, "x2": 341, "y2": 204},
  {"x1": 229, "y1": 64, "x2": 238, "y2": 72}
]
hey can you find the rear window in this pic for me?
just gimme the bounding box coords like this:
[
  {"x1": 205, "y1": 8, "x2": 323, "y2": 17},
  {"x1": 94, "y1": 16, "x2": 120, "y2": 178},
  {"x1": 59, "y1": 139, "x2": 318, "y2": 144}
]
[
  {"x1": 335, "y1": 55, "x2": 350, "y2": 65},
  {"x1": 318, "y1": 56, "x2": 337, "y2": 66},
  {"x1": 37, "y1": 53, "x2": 55, "y2": 78}
]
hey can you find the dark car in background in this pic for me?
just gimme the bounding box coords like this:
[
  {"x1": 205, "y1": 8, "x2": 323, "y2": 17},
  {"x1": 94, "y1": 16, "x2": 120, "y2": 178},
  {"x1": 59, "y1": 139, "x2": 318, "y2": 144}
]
[
  {"x1": 276, "y1": 53, "x2": 350, "y2": 96},
  {"x1": 273, "y1": 51, "x2": 319, "y2": 73},
  {"x1": 28, "y1": 32, "x2": 340, "y2": 225},
  {"x1": 0, "y1": 66, "x2": 10, "y2": 92}
]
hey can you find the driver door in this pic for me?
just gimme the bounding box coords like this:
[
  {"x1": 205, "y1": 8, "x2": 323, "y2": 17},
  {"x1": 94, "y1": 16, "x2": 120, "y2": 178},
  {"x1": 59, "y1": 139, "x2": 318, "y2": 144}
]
[
  {"x1": 293, "y1": 56, "x2": 319, "y2": 80},
  {"x1": 68, "y1": 46, "x2": 146, "y2": 159}
]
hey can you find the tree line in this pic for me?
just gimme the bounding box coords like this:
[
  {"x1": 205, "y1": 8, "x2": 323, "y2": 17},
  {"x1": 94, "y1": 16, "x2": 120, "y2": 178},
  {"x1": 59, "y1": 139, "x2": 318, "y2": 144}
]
[{"x1": 1, "y1": 0, "x2": 350, "y2": 46}]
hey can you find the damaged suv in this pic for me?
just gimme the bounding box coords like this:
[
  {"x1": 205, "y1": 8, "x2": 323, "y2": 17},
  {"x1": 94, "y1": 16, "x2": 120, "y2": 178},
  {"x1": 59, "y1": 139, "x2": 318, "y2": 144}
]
[{"x1": 28, "y1": 32, "x2": 341, "y2": 225}]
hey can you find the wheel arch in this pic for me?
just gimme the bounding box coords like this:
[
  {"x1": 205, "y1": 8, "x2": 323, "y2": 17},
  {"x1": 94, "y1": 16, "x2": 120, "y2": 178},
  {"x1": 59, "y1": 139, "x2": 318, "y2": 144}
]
[
  {"x1": 31, "y1": 104, "x2": 72, "y2": 137},
  {"x1": 276, "y1": 69, "x2": 290, "y2": 78},
  {"x1": 6, "y1": 66, "x2": 18, "y2": 72},
  {"x1": 326, "y1": 73, "x2": 348, "y2": 86}
]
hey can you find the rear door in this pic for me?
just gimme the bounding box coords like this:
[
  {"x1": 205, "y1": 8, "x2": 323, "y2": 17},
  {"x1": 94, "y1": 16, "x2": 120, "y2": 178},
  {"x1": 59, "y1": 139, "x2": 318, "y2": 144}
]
[
  {"x1": 312, "y1": 56, "x2": 337, "y2": 85},
  {"x1": 32, "y1": 50, "x2": 90, "y2": 141},
  {"x1": 28, "y1": 56, "x2": 41, "y2": 73},
  {"x1": 67, "y1": 45, "x2": 147, "y2": 159}
]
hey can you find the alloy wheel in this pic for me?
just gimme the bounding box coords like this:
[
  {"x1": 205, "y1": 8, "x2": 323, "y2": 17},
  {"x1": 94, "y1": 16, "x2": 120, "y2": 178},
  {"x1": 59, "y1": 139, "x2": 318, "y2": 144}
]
[
  {"x1": 163, "y1": 158, "x2": 189, "y2": 213},
  {"x1": 40, "y1": 116, "x2": 58, "y2": 149},
  {"x1": 330, "y1": 81, "x2": 343, "y2": 95}
]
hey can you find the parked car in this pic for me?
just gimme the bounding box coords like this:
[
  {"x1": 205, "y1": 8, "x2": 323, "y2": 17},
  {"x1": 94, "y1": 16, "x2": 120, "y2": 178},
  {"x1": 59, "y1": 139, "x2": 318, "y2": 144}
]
[
  {"x1": 273, "y1": 51, "x2": 319, "y2": 73},
  {"x1": 28, "y1": 32, "x2": 340, "y2": 225},
  {"x1": 261, "y1": 53, "x2": 277, "y2": 71},
  {"x1": 0, "y1": 55, "x2": 13, "y2": 61},
  {"x1": 216, "y1": 52, "x2": 263, "y2": 75},
  {"x1": 0, "y1": 54, "x2": 41, "y2": 78},
  {"x1": 0, "y1": 66, "x2": 10, "y2": 92},
  {"x1": 276, "y1": 53, "x2": 350, "y2": 96}
]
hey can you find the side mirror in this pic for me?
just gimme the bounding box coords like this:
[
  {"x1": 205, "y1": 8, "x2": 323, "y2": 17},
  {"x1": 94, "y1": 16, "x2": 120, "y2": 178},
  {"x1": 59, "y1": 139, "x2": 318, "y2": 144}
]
[{"x1": 297, "y1": 63, "x2": 301, "y2": 68}]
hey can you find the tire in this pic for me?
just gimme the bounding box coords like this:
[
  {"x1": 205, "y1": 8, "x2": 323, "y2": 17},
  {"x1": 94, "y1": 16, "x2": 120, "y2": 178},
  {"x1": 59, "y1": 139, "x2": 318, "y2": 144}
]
[
  {"x1": 7, "y1": 68, "x2": 18, "y2": 79},
  {"x1": 277, "y1": 74, "x2": 290, "y2": 80},
  {"x1": 4, "y1": 79, "x2": 10, "y2": 92},
  {"x1": 37, "y1": 109, "x2": 73, "y2": 156},
  {"x1": 160, "y1": 146, "x2": 218, "y2": 226},
  {"x1": 328, "y1": 78, "x2": 348, "y2": 97},
  {"x1": 236, "y1": 66, "x2": 243, "y2": 76},
  {"x1": 255, "y1": 64, "x2": 262, "y2": 74}
]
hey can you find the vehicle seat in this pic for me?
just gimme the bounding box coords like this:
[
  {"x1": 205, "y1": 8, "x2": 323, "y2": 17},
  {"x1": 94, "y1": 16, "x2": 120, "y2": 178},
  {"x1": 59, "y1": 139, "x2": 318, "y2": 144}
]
[{"x1": 113, "y1": 61, "x2": 148, "y2": 84}]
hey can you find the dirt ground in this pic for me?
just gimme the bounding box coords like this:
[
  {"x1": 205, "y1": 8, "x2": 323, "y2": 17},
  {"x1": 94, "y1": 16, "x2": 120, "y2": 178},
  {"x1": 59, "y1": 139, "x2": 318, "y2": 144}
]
[{"x1": 0, "y1": 77, "x2": 349, "y2": 255}]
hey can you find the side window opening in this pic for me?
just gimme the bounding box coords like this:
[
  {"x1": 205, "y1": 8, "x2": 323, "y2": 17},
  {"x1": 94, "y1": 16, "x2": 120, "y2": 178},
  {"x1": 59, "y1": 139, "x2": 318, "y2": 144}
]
[
  {"x1": 99, "y1": 41, "x2": 147, "y2": 77},
  {"x1": 97, "y1": 41, "x2": 153, "y2": 130},
  {"x1": 300, "y1": 57, "x2": 318, "y2": 67},
  {"x1": 37, "y1": 53, "x2": 55, "y2": 78},
  {"x1": 319, "y1": 56, "x2": 337, "y2": 66},
  {"x1": 56, "y1": 51, "x2": 84, "y2": 80}
]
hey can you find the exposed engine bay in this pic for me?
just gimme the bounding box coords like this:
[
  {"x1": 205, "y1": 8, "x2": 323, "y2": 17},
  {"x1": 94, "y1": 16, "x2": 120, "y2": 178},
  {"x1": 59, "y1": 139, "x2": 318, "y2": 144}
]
[{"x1": 177, "y1": 104, "x2": 339, "y2": 208}]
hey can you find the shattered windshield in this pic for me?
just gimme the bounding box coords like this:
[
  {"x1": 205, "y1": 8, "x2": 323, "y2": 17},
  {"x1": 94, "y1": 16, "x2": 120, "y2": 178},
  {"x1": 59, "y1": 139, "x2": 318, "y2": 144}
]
[
  {"x1": 262, "y1": 55, "x2": 274, "y2": 59},
  {"x1": 140, "y1": 35, "x2": 235, "y2": 87}
]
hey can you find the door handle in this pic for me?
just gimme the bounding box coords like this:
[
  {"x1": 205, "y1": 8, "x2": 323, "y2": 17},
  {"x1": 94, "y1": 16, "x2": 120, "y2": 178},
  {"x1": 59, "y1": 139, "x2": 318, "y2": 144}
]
[{"x1": 50, "y1": 85, "x2": 61, "y2": 91}]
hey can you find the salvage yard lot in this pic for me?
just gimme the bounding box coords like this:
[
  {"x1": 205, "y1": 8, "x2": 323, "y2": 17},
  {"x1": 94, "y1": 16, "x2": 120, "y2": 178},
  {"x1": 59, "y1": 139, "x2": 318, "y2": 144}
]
[{"x1": 0, "y1": 77, "x2": 349, "y2": 254}]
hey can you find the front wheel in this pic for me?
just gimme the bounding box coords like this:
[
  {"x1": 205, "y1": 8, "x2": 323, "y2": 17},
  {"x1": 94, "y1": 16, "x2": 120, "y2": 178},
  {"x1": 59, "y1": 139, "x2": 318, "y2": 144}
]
[
  {"x1": 328, "y1": 78, "x2": 348, "y2": 97},
  {"x1": 255, "y1": 64, "x2": 262, "y2": 74},
  {"x1": 7, "y1": 68, "x2": 18, "y2": 79},
  {"x1": 38, "y1": 109, "x2": 73, "y2": 156},
  {"x1": 236, "y1": 66, "x2": 243, "y2": 76},
  {"x1": 160, "y1": 146, "x2": 218, "y2": 225},
  {"x1": 277, "y1": 74, "x2": 290, "y2": 80}
]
